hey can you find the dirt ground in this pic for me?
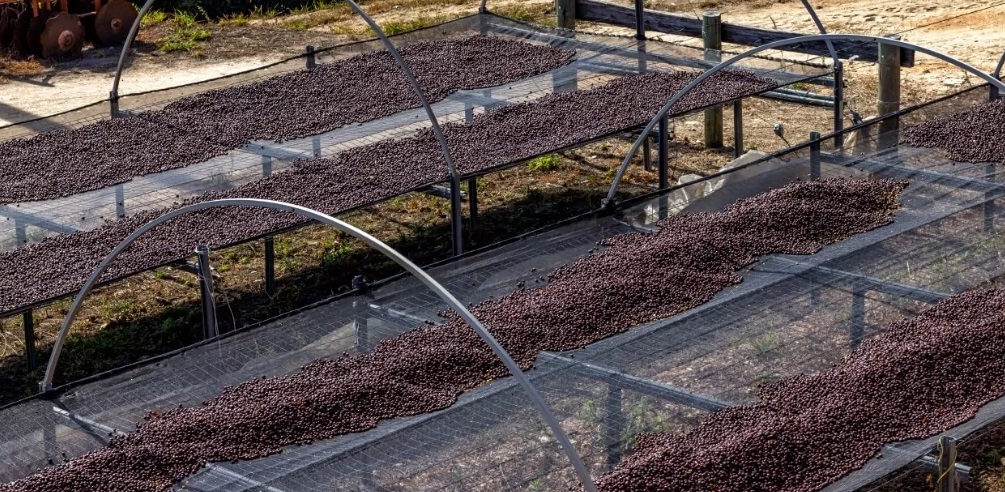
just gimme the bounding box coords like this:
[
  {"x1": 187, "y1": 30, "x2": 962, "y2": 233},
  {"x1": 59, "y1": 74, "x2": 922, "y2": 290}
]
[{"x1": 3, "y1": 0, "x2": 1004, "y2": 124}]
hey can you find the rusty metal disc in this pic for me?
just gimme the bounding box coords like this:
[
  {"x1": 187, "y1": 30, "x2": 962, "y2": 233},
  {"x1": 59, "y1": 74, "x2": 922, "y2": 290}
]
[
  {"x1": 40, "y1": 12, "x2": 82, "y2": 58},
  {"x1": 93, "y1": 0, "x2": 135, "y2": 46},
  {"x1": 12, "y1": 8, "x2": 30, "y2": 56}
]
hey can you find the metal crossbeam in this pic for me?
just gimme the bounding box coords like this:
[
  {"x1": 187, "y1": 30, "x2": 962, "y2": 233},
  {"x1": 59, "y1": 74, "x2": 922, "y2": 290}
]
[
  {"x1": 486, "y1": 20, "x2": 829, "y2": 87},
  {"x1": 366, "y1": 302, "x2": 435, "y2": 325},
  {"x1": 51, "y1": 405, "x2": 290, "y2": 492},
  {"x1": 539, "y1": 352, "x2": 729, "y2": 411},
  {"x1": 768, "y1": 257, "x2": 950, "y2": 303},
  {"x1": 822, "y1": 151, "x2": 1005, "y2": 194},
  {"x1": 0, "y1": 206, "x2": 79, "y2": 235}
]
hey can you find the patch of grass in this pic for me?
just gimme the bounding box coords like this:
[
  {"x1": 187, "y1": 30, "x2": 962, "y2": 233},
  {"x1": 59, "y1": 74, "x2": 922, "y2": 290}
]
[
  {"x1": 748, "y1": 333, "x2": 781, "y2": 356},
  {"x1": 157, "y1": 11, "x2": 213, "y2": 55},
  {"x1": 218, "y1": 13, "x2": 251, "y2": 27},
  {"x1": 374, "y1": 15, "x2": 449, "y2": 36},
  {"x1": 528, "y1": 154, "x2": 561, "y2": 172},
  {"x1": 0, "y1": 56, "x2": 45, "y2": 79},
  {"x1": 141, "y1": 10, "x2": 168, "y2": 27},
  {"x1": 494, "y1": 3, "x2": 554, "y2": 24},
  {"x1": 283, "y1": 18, "x2": 310, "y2": 31}
]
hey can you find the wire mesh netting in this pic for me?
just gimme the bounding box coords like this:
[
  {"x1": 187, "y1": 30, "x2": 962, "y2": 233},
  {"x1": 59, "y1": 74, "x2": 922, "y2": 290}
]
[
  {"x1": 6, "y1": 10, "x2": 1005, "y2": 490},
  {"x1": 0, "y1": 12, "x2": 834, "y2": 322},
  {"x1": 5, "y1": 89, "x2": 1005, "y2": 489}
]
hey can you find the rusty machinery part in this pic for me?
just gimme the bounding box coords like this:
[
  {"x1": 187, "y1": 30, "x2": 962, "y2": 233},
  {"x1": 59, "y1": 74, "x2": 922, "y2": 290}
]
[
  {"x1": 93, "y1": 0, "x2": 134, "y2": 46},
  {"x1": 40, "y1": 11, "x2": 82, "y2": 58},
  {"x1": 12, "y1": 8, "x2": 32, "y2": 55},
  {"x1": 26, "y1": 11, "x2": 49, "y2": 57},
  {"x1": 0, "y1": 6, "x2": 17, "y2": 48}
]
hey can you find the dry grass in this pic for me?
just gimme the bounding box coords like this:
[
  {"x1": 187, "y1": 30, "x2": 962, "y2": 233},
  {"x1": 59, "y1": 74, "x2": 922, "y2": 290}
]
[{"x1": 0, "y1": 56, "x2": 46, "y2": 80}]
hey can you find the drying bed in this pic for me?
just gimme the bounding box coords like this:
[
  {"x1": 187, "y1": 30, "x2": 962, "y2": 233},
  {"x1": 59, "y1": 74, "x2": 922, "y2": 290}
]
[
  {"x1": 594, "y1": 286, "x2": 1005, "y2": 491},
  {"x1": 1, "y1": 128, "x2": 1003, "y2": 490},
  {"x1": 0, "y1": 68, "x2": 778, "y2": 316},
  {"x1": 0, "y1": 177, "x2": 905, "y2": 491},
  {"x1": 902, "y1": 97, "x2": 1005, "y2": 165},
  {"x1": 0, "y1": 36, "x2": 575, "y2": 204},
  {"x1": 0, "y1": 13, "x2": 827, "y2": 253}
]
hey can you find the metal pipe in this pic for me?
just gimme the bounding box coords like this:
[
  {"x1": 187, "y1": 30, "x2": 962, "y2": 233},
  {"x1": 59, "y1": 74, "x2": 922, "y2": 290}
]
[
  {"x1": 634, "y1": 0, "x2": 644, "y2": 39},
  {"x1": 115, "y1": 185, "x2": 125, "y2": 219},
  {"x1": 23, "y1": 310, "x2": 37, "y2": 370},
  {"x1": 111, "y1": 1, "x2": 464, "y2": 256},
  {"x1": 733, "y1": 100, "x2": 743, "y2": 158},
  {"x1": 195, "y1": 244, "x2": 219, "y2": 339},
  {"x1": 938, "y1": 436, "x2": 959, "y2": 492},
  {"x1": 39, "y1": 198, "x2": 595, "y2": 492},
  {"x1": 109, "y1": 0, "x2": 156, "y2": 106},
  {"x1": 264, "y1": 236, "x2": 276, "y2": 296},
  {"x1": 992, "y1": 49, "x2": 1005, "y2": 100},
  {"x1": 809, "y1": 131, "x2": 821, "y2": 181},
  {"x1": 306, "y1": 45, "x2": 316, "y2": 71},
  {"x1": 341, "y1": 0, "x2": 464, "y2": 256},
  {"x1": 798, "y1": 0, "x2": 839, "y2": 68},
  {"x1": 658, "y1": 117, "x2": 669, "y2": 189},
  {"x1": 604, "y1": 34, "x2": 1005, "y2": 205},
  {"x1": 834, "y1": 61, "x2": 845, "y2": 148}
]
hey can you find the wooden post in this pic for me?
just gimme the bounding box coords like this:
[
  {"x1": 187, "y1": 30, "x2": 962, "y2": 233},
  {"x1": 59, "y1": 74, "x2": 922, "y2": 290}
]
[
  {"x1": 877, "y1": 35, "x2": 901, "y2": 150},
  {"x1": 557, "y1": 0, "x2": 576, "y2": 30},
  {"x1": 938, "y1": 436, "x2": 958, "y2": 492},
  {"x1": 703, "y1": 12, "x2": 723, "y2": 148}
]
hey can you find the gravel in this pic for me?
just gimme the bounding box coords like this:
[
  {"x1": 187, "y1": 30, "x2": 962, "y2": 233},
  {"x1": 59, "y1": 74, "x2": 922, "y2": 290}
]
[
  {"x1": 0, "y1": 36, "x2": 574, "y2": 204},
  {"x1": 0, "y1": 69, "x2": 776, "y2": 315},
  {"x1": 0, "y1": 178, "x2": 906, "y2": 491}
]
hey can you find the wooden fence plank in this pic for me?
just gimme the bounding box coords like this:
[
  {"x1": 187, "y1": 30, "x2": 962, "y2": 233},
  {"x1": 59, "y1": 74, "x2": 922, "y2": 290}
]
[{"x1": 576, "y1": 0, "x2": 916, "y2": 67}]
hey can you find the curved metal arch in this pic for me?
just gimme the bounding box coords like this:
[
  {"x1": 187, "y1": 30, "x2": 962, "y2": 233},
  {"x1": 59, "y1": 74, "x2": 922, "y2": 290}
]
[
  {"x1": 111, "y1": 0, "x2": 464, "y2": 254},
  {"x1": 994, "y1": 49, "x2": 1005, "y2": 79},
  {"x1": 798, "y1": 0, "x2": 838, "y2": 66},
  {"x1": 605, "y1": 34, "x2": 1005, "y2": 204},
  {"x1": 40, "y1": 198, "x2": 597, "y2": 492},
  {"x1": 109, "y1": 0, "x2": 154, "y2": 104}
]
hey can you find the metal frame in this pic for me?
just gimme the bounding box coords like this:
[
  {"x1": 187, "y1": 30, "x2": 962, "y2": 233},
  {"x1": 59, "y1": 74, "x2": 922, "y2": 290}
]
[
  {"x1": 605, "y1": 34, "x2": 1005, "y2": 204},
  {"x1": 110, "y1": 0, "x2": 465, "y2": 256},
  {"x1": 992, "y1": 49, "x2": 1005, "y2": 99},
  {"x1": 38, "y1": 198, "x2": 597, "y2": 492}
]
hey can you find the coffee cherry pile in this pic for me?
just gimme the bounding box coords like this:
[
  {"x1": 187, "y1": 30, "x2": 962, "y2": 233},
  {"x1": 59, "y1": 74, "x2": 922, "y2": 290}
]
[
  {"x1": 595, "y1": 266, "x2": 1005, "y2": 490},
  {"x1": 902, "y1": 98, "x2": 1005, "y2": 164},
  {"x1": 0, "y1": 36, "x2": 574, "y2": 203},
  {"x1": 0, "y1": 178, "x2": 906, "y2": 491},
  {"x1": 0, "y1": 69, "x2": 775, "y2": 315}
]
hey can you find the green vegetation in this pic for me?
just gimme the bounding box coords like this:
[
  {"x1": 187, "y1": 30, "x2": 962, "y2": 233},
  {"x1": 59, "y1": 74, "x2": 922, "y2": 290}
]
[
  {"x1": 157, "y1": 11, "x2": 213, "y2": 55},
  {"x1": 528, "y1": 154, "x2": 561, "y2": 172},
  {"x1": 140, "y1": 10, "x2": 168, "y2": 27},
  {"x1": 494, "y1": 2, "x2": 555, "y2": 25},
  {"x1": 218, "y1": 12, "x2": 252, "y2": 26},
  {"x1": 373, "y1": 14, "x2": 449, "y2": 36}
]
